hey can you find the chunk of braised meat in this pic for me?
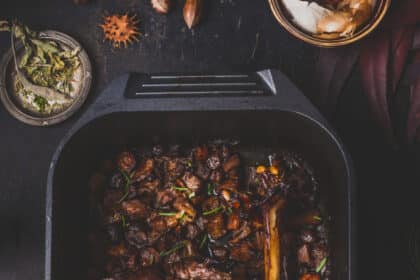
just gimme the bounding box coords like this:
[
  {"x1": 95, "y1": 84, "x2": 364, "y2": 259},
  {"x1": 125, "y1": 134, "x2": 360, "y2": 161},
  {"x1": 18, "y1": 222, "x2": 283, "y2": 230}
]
[
  {"x1": 230, "y1": 242, "x2": 254, "y2": 262},
  {"x1": 223, "y1": 154, "x2": 240, "y2": 172},
  {"x1": 125, "y1": 226, "x2": 148, "y2": 248},
  {"x1": 227, "y1": 212, "x2": 240, "y2": 231},
  {"x1": 297, "y1": 244, "x2": 311, "y2": 265},
  {"x1": 125, "y1": 252, "x2": 138, "y2": 271},
  {"x1": 122, "y1": 200, "x2": 149, "y2": 220},
  {"x1": 250, "y1": 213, "x2": 264, "y2": 229},
  {"x1": 219, "y1": 180, "x2": 239, "y2": 193},
  {"x1": 168, "y1": 260, "x2": 231, "y2": 280},
  {"x1": 184, "y1": 223, "x2": 200, "y2": 240},
  {"x1": 117, "y1": 152, "x2": 136, "y2": 173},
  {"x1": 133, "y1": 159, "x2": 154, "y2": 182},
  {"x1": 227, "y1": 168, "x2": 240, "y2": 181},
  {"x1": 165, "y1": 215, "x2": 180, "y2": 229},
  {"x1": 209, "y1": 169, "x2": 222, "y2": 183},
  {"x1": 164, "y1": 158, "x2": 185, "y2": 183},
  {"x1": 195, "y1": 162, "x2": 211, "y2": 180},
  {"x1": 165, "y1": 252, "x2": 181, "y2": 264},
  {"x1": 211, "y1": 246, "x2": 228, "y2": 261},
  {"x1": 173, "y1": 197, "x2": 196, "y2": 219},
  {"x1": 139, "y1": 179, "x2": 160, "y2": 192},
  {"x1": 195, "y1": 145, "x2": 208, "y2": 161},
  {"x1": 182, "y1": 171, "x2": 202, "y2": 191},
  {"x1": 108, "y1": 243, "x2": 129, "y2": 258},
  {"x1": 195, "y1": 216, "x2": 207, "y2": 231},
  {"x1": 140, "y1": 247, "x2": 160, "y2": 267},
  {"x1": 155, "y1": 188, "x2": 177, "y2": 207},
  {"x1": 300, "y1": 273, "x2": 321, "y2": 280},
  {"x1": 202, "y1": 197, "x2": 220, "y2": 211},
  {"x1": 149, "y1": 217, "x2": 167, "y2": 233},
  {"x1": 230, "y1": 222, "x2": 252, "y2": 244},
  {"x1": 206, "y1": 213, "x2": 226, "y2": 239}
]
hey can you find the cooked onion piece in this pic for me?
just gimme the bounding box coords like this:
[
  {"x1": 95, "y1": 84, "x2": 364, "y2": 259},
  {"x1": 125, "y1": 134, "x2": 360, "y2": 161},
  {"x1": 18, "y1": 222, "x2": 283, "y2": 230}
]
[{"x1": 263, "y1": 198, "x2": 286, "y2": 280}]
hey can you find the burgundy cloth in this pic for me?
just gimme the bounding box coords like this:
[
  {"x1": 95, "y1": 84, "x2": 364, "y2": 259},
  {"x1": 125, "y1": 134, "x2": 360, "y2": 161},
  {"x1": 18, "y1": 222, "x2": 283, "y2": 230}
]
[{"x1": 312, "y1": 0, "x2": 420, "y2": 145}]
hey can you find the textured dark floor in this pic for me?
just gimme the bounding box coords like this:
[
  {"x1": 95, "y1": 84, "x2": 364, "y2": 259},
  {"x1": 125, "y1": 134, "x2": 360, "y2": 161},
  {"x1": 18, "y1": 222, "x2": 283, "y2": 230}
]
[{"x1": 0, "y1": 0, "x2": 418, "y2": 279}]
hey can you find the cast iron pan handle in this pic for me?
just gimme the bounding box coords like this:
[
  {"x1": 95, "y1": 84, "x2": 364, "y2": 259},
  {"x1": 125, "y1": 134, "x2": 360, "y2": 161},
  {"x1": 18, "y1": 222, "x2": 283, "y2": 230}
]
[{"x1": 75, "y1": 69, "x2": 330, "y2": 132}]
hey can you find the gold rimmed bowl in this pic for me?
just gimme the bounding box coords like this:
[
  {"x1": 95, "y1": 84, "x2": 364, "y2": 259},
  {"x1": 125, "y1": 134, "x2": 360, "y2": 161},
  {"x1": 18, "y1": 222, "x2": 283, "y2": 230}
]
[{"x1": 268, "y1": 0, "x2": 391, "y2": 47}]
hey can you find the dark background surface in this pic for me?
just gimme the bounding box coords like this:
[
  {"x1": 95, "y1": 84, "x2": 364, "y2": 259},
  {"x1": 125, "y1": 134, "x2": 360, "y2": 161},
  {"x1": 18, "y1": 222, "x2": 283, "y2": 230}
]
[{"x1": 0, "y1": 0, "x2": 418, "y2": 279}]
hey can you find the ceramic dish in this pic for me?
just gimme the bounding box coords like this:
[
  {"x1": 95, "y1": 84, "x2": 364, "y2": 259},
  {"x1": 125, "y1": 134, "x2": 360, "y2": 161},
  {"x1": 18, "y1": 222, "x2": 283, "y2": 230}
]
[
  {"x1": 0, "y1": 30, "x2": 92, "y2": 126},
  {"x1": 268, "y1": 0, "x2": 391, "y2": 47}
]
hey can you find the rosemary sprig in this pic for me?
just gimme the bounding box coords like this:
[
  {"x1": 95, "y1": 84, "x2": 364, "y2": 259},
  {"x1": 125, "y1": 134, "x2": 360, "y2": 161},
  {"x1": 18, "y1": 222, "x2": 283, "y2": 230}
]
[
  {"x1": 121, "y1": 214, "x2": 127, "y2": 228},
  {"x1": 172, "y1": 185, "x2": 195, "y2": 200},
  {"x1": 160, "y1": 241, "x2": 186, "y2": 257},
  {"x1": 203, "y1": 206, "x2": 223, "y2": 216},
  {"x1": 199, "y1": 234, "x2": 208, "y2": 249},
  {"x1": 316, "y1": 257, "x2": 328, "y2": 273},
  {"x1": 158, "y1": 212, "x2": 178, "y2": 216},
  {"x1": 117, "y1": 171, "x2": 133, "y2": 203},
  {"x1": 172, "y1": 186, "x2": 189, "y2": 191}
]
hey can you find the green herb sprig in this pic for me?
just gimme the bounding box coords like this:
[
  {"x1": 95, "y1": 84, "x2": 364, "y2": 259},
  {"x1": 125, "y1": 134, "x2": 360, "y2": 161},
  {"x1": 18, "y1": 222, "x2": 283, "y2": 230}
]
[
  {"x1": 203, "y1": 206, "x2": 223, "y2": 216},
  {"x1": 160, "y1": 241, "x2": 186, "y2": 257},
  {"x1": 199, "y1": 234, "x2": 208, "y2": 249},
  {"x1": 117, "y1": 171, "x2": 133, "y2": 203},
  {"x1": 316, "y1": 257, "x2": 328, "y2": 273}
]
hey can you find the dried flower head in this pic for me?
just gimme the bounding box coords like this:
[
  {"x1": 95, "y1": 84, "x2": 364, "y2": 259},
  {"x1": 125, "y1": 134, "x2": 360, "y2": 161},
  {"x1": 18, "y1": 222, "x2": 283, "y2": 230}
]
[{"x1": 100, "y1": 13, "x2": 140, "y2": 48}]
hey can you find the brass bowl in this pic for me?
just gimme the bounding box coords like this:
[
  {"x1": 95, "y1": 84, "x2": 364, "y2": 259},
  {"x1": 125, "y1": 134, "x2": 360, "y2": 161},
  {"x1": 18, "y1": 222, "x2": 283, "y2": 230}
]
[{"x1": 268, "y1": 0, "x2": 391, "y2": 47}]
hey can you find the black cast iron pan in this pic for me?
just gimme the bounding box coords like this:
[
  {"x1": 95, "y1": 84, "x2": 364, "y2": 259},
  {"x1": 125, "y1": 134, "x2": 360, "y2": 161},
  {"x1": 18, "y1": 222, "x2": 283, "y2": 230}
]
[{"x1": 45, "y1": 69, "x2": 356, "y2": 280}]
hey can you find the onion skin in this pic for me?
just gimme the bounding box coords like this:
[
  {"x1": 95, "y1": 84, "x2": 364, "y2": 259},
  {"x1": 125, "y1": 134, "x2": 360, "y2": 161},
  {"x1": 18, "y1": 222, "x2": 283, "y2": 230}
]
[{"x1": 263, "y1": 198, "x2": 286, "y2": 280}]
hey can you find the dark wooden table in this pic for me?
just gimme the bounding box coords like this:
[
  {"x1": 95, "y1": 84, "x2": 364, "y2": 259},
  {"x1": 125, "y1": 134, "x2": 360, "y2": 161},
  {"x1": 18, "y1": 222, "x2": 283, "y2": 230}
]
[{"x1": 0, "y1": 0, "x2": 417, "y2": 279}]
